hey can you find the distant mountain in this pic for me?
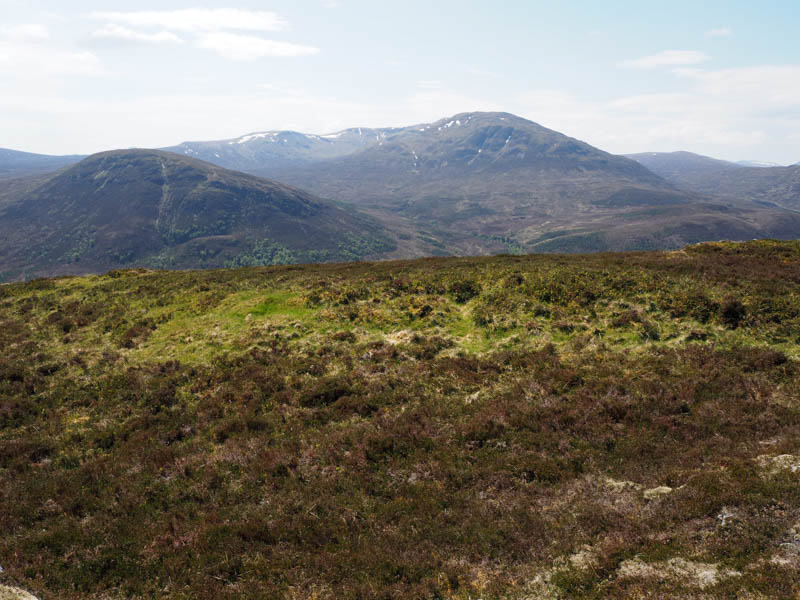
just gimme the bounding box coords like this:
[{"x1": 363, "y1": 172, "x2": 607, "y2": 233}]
[
  {"x1": 168, "y1": 113, "x2": 800, "y2": 253},
  {"x1": 736, "y1": 160, "x2": 783, "y2": 168},
  {"x1": 0, "y1": 148, "x2": 83, "y2": 179},
  {"x1": 626, "y1": 151, "x2": 800, "y2": 212},
  {"x1": 666, "y1": 165, "x2": 800, "y2": 212},
  {"x1": 0, "y1": 150, "x2": 395, "y2": 280},
  {"x1": 624, "y1": 151, "x2": 741, "y2": 180},
  {"x1": 165, "y1": 128, "x2": 383, "y2": 172}
]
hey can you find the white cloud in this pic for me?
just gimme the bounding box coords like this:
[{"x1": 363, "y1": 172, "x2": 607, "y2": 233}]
[
  {"x1": 321, "y1": 0, "x2": 341, "y2": 7},
  {"x1": 1, "y1": 24, "x2": 49, "y2": 42},
  {"x1": 88, "y1": 9, "x2": 286, "y2": 33},
  {"x1": 92, "y1": 23, "x2": 184, "y2": 45},
  {"x1": 672, "y1": 65, "x2": 800, "y2": 106},
  {"x1": 0, "y1": 40, "x2": 103, "y2": 77},
  {"x1": 196, "y1": 32, "x2": 318, "y2": 60},
  {"x1": 620, "y1": 50, "x2": 710, "y2": 69},
  {"x1": 705, "y1": 27, "x2": 733, "y2": 37},
  {"x1": 513, "y1": 63, "x2": 800, "y2": 162}
]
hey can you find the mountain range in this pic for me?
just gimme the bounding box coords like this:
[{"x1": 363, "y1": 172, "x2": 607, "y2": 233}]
[{"x1": 2, "y1": 112, "x2": 800, "y2": 279}]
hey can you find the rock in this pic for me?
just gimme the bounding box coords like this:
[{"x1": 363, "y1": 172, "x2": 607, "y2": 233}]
[
  {"x1": 617, "y1": 557, "x2": 740, "y2": 589},
  {"x1": 756, "y1": 454, "x2": 800, "y2": 475},
  {"x1": 568, "y1": 546, "x2": 598, "y2": 570},
  {"x1": 0, "y1": 585, "x2": 40, "y2": 600},
  {"x1": 602, "y1": 477, "x2": 642, "y2": 493},
  {"x1": 643, "y1": 485, "x2": 673, "y2": 500}
]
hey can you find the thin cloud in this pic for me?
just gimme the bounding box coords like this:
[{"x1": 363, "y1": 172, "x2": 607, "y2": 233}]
[
  {"x1": 196, "y1": 32, "x2": 318, "y2": 60},
  {"x1": 620, "y1": 50, "x2": 710, "y2": 69},
  {"x1": 705, "y1": 27, "x2": 733, "y2": 37},
  {"x1": 1, "y1": 24, "x2": 49, "y2": 42},
  {"x1": 88, "y1": 9, "x2": 287, "y2": 33},
  {"x1": 0, "y1": 40, "x2": 103, "y2": 76},
  {"x1": 92, "y1": 24, "x2": 184, "y2": 45}
]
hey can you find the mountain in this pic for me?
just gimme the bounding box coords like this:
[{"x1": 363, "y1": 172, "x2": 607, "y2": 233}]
[
  {"x1": 668, "y1": 164, "x2": 800, "y2": 212},
  {"x1": 166, "y1": 128, "x2": 384, "y2": 172},
  {"x1": 624, "y1": 151, "x2": 741, "y2": 180},
  {"x1": 736, "y1": 160, "x2": 783, "y2": 168},
  {"x1": 0, "y1": 150, "x2": 395, "y2": 281},
  {"x1": 168, "y1": 113, "x2": 800, "y2": 253},
  {"x1": 0, "y1": 148, "x2": 83, "y2": 179},
  {"x1": 626, "y1": 151, "x2": 800, "y2": 212}
]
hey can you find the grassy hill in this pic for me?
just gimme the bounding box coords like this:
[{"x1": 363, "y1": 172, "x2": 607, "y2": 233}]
[{"x1": 1, "y1": 240, "x2": 800, "y2": 598}]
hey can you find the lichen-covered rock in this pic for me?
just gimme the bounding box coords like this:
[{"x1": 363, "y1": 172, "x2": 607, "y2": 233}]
[
  {"x1": 617, "y1": 557, "x2": 740, "y2": 589},
  {"x1": 643, "y1": 485, "x2": 673, "y2": 500},
  {"x1": 756, "y1": 454, "x2": 800, "y2": 474},
  {"x1": 0, "y1": 585, "x2": 39, "y2": 600}
]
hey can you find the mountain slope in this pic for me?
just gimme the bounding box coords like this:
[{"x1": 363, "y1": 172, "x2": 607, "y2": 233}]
[
  {"x1": 0, "y1": 148, "x2": 83, "y2": 179},
  {"x1": 681, "y1": 165, "x2": 800, "y2": 211},
  {"x1": 0, "y1": 150, "x2": 395, "y2": 280}
]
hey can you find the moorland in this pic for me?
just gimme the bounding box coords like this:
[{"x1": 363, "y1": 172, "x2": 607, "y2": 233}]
[{"x1": 2, "y1": 240, "x2": 800, "y2": 599}]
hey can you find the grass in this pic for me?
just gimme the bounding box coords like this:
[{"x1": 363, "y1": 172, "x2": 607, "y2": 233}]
[{"x1": 1, "y1": 240, "x2": 800, "y2": 599}]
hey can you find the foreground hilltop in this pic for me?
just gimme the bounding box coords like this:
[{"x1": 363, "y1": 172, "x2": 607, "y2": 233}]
[
  {"x1": 1, "y1": 240, "x2": 800, "y2": 599},
  {"x1": 0, "y1": 150, "x2": 394, "y2": 281}
]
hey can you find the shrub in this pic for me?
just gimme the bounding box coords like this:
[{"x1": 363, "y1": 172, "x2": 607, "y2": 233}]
[{"x1": 449, "y1": 279, "x2": 481, "y2": 303}]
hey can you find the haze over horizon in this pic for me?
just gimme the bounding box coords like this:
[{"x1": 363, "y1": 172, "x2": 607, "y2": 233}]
[{"x1": 2, "y1": 0, "x2": 799, "y2": 164}]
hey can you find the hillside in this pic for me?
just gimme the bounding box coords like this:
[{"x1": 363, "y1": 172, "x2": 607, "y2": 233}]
[
  {"x1": 626, "y1": 152, "x2": 800, "y2": 212},
  {"x1": 0, "y1": 150, "x2": 395, "y2": 281},
  {"x1": 1, "y1": 240, "x2": 800, "y2": 599},
  {"x1": 668, "y1": 165, "x2": 800, "y2": 212},
  {"x1": 0, "y1": 149, "x2": 83, "y2": 180},
  {"x1": 167, "y1": 113, "x2": 800, "y2": 253}
]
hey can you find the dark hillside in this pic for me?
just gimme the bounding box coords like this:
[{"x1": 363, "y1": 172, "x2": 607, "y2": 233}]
[
  {"x1": 0, "y1": 150, "x2": 395, "y2": 280},
  {"x1": 1, "y1": 240, "x2": 800, "y2": 598}
]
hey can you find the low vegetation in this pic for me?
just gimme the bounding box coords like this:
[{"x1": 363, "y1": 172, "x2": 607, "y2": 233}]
[{"x1": 1, "y1": 240, "x2": 800, "y2": 599}]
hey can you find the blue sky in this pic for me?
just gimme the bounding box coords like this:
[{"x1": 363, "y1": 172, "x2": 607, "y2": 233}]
[{"x1": 1, "y1": 0, "x2": 799, "y2": 163}]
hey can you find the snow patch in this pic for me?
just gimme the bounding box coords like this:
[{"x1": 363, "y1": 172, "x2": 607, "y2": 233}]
[{"x1": 230, "y1": 132, "x2": 277, "y2": 145}]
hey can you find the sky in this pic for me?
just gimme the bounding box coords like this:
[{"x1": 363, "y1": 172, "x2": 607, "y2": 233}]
[{"x1": 1, "y1": 0, "x2": 799, "y2": 164}]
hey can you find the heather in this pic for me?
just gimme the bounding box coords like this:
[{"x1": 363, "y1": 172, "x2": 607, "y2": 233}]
[{"x1": 1, "y1": 240, "x2": 800, "y2": 599}]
